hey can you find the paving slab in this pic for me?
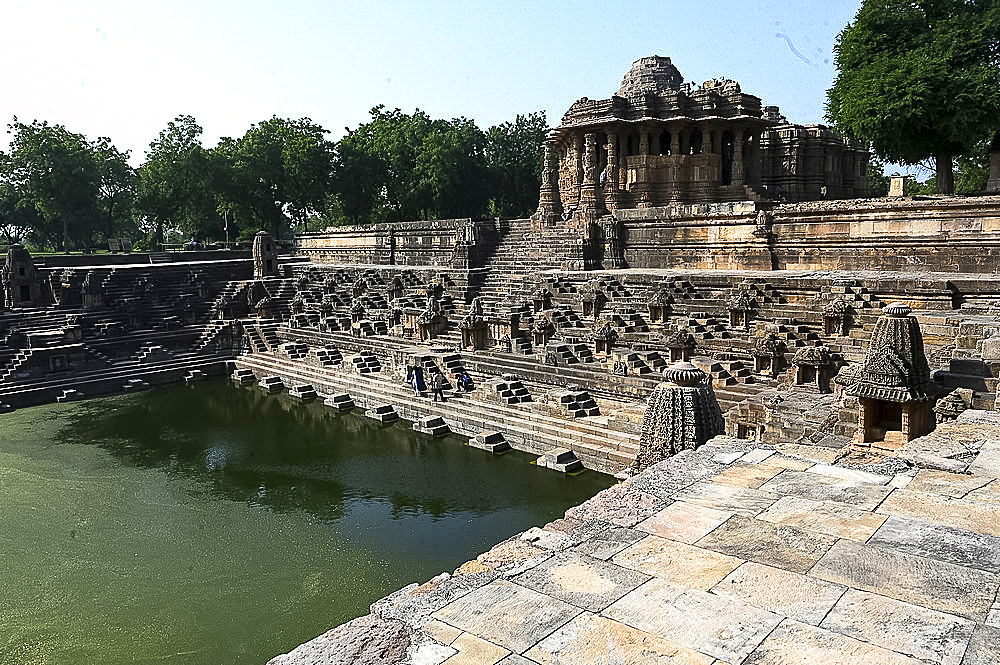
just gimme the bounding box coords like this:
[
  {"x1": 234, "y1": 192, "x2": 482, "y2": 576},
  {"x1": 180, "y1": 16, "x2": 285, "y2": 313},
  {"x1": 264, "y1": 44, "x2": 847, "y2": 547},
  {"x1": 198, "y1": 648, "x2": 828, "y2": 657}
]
[
  {"x1": 671, "y1": 482, "x2": 779, "y2": 517},
  {"x1": 961, "y1": 624, "x2": 1000, "y2": 665},
  {"x1": 820, "y1": 589, "x2": 975, "y2": 665},
  {"x1": 635, "y1": 501, "x2": 731, "y2": 544},
  {"x1": 906, "y1": 468, "x2": 995, "y2": 498},
  {"x1": 756, "y1": 495, "x2": 887, "y2": 541},
  {"x1": 511, "y1": 551, "x2": 650, "y2": 613},
  {"x1": 758, "y1": 470, "x2": 892, "y2": 510},
  {"x1": 708, "y1": 464, "x2": 784, "y2": 490},
  {"x1": 969, "y1": 443, "x2": 1000, "y2": 477},
  {"x1": 424, "y1": 618, "x2": 463, "y2": 645},
  {"x1": 524, "y1": 612, "x2": 715, "y2": 665},
  {"x1": 694, "y1": 514, "x2": 837, "y2": 574},
  {"x1": 772, "y1": 443, "x2": 848, "y2": 464},
  {"x1": 603, "y1": 578, "x2": 782, "y2": 663},
  {"x1": 738, "y1": 448, "x2": 775, "y2": 464},
  {"x1": 964, "y1": 479, "x2": 1000, "y2": 505},
  {"x1": 496, "y1": 656, "x2": 537, "y2": 665},
  {"x1": 568, "y1": 526, "x2": 647, "y2": 561},
  {"x1": 806, "y1": 463, "x2": 892, "y2": 485},
  {"x1": 564, "y1": 483, "x2": 665, "y2": 527},
  {"x1": 443, "y1": 632, "x2": 510, "y2": 665},
  {"x1": 759, "y1": 455, "x2": 813, "y2": 471},
  {"x1": 710, "y1": 561, "x2": 847, "y2": 626},
  {"x1": 868, "y1": 514, "x2": 1000, "y2": 574},
  {"x1": 612, "y1": 535, "x2": 743, "y2": 589},
  {"x1": 877, "y1": 488, "x2": 1000, "y2": 537},
  {"x1": 743, "y1": 618, "x2": 923, "y2": 665},
  {"x1": 432, "y1": 579, "x2": 581, "y2": 654},
  {"x1": 810, "y1": 539, "x2": 998, "y2": 621}
]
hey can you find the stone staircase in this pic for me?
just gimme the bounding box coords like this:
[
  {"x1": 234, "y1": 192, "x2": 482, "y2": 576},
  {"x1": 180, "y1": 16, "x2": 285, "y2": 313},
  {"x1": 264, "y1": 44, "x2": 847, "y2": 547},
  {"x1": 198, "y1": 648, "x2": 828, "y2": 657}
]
[{"x1": 232, "y1": 353, "x2": 640, "y2": 473}]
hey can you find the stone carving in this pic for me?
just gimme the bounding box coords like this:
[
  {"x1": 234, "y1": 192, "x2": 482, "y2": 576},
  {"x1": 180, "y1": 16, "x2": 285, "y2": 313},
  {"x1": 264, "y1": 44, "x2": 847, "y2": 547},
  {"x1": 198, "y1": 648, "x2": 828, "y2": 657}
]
[
  {"x1": 727, "y1": 290, "x2": 757, "y2": 312},
  {"x1": 752, "y1": 209, "x2": 773, "y2": 238},
  {"x1": 630, "y1": 361, "x2": 724, "y2": 474},
  {"x1": 543, "y1": 55, "x2": 868, "y2": 221}
]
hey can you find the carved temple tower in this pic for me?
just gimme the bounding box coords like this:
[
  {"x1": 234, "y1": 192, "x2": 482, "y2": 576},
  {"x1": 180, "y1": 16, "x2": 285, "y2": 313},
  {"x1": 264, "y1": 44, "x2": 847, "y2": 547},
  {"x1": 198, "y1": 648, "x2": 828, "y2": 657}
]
[{"x1": 535, "y1": 56, "x2": 868, "y2": 228}]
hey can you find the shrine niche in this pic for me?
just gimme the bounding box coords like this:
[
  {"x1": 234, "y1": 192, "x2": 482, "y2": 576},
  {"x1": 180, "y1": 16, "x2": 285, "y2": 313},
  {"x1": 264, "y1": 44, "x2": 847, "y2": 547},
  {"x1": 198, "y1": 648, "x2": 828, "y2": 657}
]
[
  {"x1": 841, "y1": 303, "x2": 937, "y2": 449},
  {"x1": 646, "y1": 288, "x2": 673, "y2": 324},
  {"x1": 824, "y1": 298, "x2": 851, "y2": 336},
  {"x1": 665, "y1": 328, "x2": 697, "y2": 362},
  {"x1": 727, "y1": 290, "x2": 757, "y2": 330},
  {"x1": 792, "y1": 345, "x2": 836, "y2": 393},
  {"x1": 593, "y1": 322, "x2": 618, "y2": 356},
  {"x1": 752, "y1": 332, "x2": 785, "y2": 377}
]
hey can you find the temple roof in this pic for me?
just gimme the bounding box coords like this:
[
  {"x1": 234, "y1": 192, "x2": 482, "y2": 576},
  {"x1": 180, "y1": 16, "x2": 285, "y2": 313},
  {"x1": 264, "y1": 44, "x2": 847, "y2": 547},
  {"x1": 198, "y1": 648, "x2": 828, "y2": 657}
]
[{"x1": 617, "y1": 56, "x2": 683, "y2": 97}]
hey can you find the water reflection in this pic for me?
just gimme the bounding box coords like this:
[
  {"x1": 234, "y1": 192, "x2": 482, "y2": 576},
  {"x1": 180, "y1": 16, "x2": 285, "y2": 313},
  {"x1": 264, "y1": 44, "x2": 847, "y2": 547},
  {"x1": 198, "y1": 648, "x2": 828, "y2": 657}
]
[{"x1": 55, "y1": 379, "x2": 612, "y2": 537}]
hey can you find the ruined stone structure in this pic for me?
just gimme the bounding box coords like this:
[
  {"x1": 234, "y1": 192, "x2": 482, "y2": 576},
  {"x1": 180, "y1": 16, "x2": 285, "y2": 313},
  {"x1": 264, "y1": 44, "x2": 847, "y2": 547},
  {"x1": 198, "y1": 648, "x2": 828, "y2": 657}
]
[
  {"x1": 536, "y1": 56, "x2": 868, "y2": 229},
  {"x1": 253, "y1": 231, "x2": 279, "y2": 279},
  {"x1": 2, "y1": 244, "x2": 44, "y2": 308}
]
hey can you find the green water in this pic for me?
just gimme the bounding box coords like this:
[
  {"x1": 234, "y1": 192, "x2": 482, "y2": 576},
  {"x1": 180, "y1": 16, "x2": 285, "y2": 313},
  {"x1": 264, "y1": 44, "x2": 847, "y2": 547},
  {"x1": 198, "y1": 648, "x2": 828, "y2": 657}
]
[{"x1": 0, "y1": 381, "x2": 613, "y2": 664}]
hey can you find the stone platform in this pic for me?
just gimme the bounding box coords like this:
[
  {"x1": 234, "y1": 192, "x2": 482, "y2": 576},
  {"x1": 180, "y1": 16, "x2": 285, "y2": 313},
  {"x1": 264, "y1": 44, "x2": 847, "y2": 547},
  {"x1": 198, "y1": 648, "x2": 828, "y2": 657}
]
[{"x1": 268, "y1": 421, "x2": 1000, "y2": 665}]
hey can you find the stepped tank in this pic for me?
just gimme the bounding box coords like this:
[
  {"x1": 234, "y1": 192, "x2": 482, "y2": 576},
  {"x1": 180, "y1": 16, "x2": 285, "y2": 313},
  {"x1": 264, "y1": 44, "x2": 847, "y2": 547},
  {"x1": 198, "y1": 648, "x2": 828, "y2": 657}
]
[{"x1": 0, "y1": 379, "x2": 612, "y2": 664}]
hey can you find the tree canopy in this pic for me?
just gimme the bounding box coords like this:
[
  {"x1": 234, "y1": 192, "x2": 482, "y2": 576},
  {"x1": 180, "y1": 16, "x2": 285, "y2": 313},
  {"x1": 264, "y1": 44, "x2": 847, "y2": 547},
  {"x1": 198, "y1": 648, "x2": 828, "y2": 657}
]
[
  {"x1": 0, "y1": 107, "x2": 547, "y2": 250},
  {"x1": 826, "y1": 0, "x2": 1000, "y2": 193},
  {"x1": 330, "y1": 107, "x2": 546, "y2": 225}
]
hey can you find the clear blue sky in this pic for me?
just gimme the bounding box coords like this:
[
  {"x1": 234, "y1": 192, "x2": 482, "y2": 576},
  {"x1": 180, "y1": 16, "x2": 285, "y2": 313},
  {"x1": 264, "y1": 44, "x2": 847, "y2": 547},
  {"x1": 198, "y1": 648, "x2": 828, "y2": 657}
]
[{"x1": 2, "y1": 0, "x2": 864, "y2": 165}]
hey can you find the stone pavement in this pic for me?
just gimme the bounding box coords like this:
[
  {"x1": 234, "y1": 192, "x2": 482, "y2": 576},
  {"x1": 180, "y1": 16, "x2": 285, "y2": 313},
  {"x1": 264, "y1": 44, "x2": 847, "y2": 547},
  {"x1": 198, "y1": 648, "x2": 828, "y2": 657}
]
[{"x1": 268, "y1": 429, "x2": 1000, "y2": 665}]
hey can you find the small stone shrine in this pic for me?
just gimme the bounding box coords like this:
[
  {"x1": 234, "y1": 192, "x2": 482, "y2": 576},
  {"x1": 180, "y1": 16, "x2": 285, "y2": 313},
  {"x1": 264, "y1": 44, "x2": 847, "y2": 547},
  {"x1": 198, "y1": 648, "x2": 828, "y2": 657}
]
[
  {"x1": 840, "y1": 302, "x2": 938, "y2": 448},
  {"x1": 629, "y1": 361, "x2": 724, "y2": 473}
]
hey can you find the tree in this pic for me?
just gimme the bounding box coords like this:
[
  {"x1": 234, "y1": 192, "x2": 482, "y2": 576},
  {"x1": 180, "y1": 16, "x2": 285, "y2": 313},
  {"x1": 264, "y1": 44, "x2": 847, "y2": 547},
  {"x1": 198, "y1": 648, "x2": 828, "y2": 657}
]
[
  {"x1": 5, "y1": 119, "x2": 101, "y2": 251},
  {"x1": 827, "y1": 0, "x2": 1000, "y2": 193},
  {"x1": 484, "y1": 112, "x2": 548, "y2": 218},
  {"x1": 217, "y1": 116, "x2": 335, "y2": 239},
  {"x1": 137, "y1": 115, "x2": 215, "y2": 248},
  {"x1": 331, "y1": 107, "x2": 490, "y2": 225},
  {"x1": 92, "y1": 136, "x2": 138, "y2": 244}
]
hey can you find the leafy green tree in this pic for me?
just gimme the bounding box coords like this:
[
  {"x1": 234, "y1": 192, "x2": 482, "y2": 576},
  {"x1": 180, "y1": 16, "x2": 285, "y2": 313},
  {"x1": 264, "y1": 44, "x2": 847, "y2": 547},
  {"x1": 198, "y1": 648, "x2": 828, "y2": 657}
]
[
  {"x1": 5, "y1": 119, "x2": 101, "y2": 251},
  {"x1": 484, "y1": 112, "x2": 548, "y2": 218},
  {"x1": 866, "y1": 156, "x2": 890, "y2": 197},
  {"x1": 137, "y1": 115, "x2": 215, "y2": 249},
  {"x1": 216, "y1": 116, "x2": 335, "y2": 239},
  {"x1": 331, "y1": 107, "x2": 490, "y2": 225},
  {"x1": 827, "y1": 0, "x2": 1000, "y2": 193},
  {"x1": 92, "y1": 136, "x2": 138, "y2": 244}
]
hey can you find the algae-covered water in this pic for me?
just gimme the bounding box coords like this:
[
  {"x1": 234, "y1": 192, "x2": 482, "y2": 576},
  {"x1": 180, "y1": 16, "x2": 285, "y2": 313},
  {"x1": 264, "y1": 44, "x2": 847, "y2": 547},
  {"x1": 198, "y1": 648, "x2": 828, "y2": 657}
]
[{"x1": 0, "y1": 380, "x2": 613, "y2": 664}]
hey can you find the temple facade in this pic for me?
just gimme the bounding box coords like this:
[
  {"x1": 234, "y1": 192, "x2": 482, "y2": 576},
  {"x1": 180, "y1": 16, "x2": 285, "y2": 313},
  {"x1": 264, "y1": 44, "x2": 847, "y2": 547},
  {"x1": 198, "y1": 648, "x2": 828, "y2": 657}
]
[{"x1": 536, "y1": 56, "x2": 869, "y2": 227}]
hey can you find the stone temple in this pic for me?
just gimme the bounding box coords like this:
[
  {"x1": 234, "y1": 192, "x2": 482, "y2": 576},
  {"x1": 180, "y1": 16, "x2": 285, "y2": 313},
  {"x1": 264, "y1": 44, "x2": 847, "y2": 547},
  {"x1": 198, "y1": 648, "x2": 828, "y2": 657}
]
[
  {"x1": 537, "y1": 56, "x2": 869, "y2": 229},
  {"x1": 2, "y1": 55, "x2": 999, "y2": 664}
]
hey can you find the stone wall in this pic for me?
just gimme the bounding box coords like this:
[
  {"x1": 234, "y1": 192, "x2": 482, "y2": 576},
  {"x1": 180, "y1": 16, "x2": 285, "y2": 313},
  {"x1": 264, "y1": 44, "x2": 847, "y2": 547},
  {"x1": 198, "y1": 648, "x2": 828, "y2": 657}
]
[
  {"x1": 619, "y1": 196, "x2": 1000, "y2": 273},
  {"x1": 295, "y1": 218, "x2": 497, "y2": 268}
]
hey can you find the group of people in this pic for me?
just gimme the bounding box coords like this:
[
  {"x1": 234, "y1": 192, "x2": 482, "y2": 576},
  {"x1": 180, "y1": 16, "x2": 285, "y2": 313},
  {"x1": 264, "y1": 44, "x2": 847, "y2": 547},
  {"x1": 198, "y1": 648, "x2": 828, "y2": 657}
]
[{"x1": 406, "y1": 365, "x2": 473, "y2": 402}]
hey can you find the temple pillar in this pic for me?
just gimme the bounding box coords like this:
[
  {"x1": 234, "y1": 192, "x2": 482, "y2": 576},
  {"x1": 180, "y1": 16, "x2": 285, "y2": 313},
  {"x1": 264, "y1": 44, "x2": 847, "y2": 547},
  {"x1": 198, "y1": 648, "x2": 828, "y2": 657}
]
[
  {"x1": 732, "y1": 129, "x2": 745, "y2": 187},
  {"x1": 535, "y1": 140, "x2": 563, "y2": 225},
  {"x1": 638, "y1": 131, "x2": 650, "y2": 156},
  {"x1": 670, "y1": 130, "x2": 680, "y2": 156},
  {"x1": 575, "y1": 133, "x2": 599, "y2": 226},
  {"x1": 605, "y1": 133, "x2": 620, "y2": 211}
]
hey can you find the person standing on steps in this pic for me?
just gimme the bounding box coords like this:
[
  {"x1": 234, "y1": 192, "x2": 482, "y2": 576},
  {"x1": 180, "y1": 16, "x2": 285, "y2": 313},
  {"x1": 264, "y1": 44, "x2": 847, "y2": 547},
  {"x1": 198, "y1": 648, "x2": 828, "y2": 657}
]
[
  {"x1": 431, "y1": 372, "x2": 447, "y2": 402},
  {"x1": 411, "y1": 365, "x2": 426, "y2": 396}
]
